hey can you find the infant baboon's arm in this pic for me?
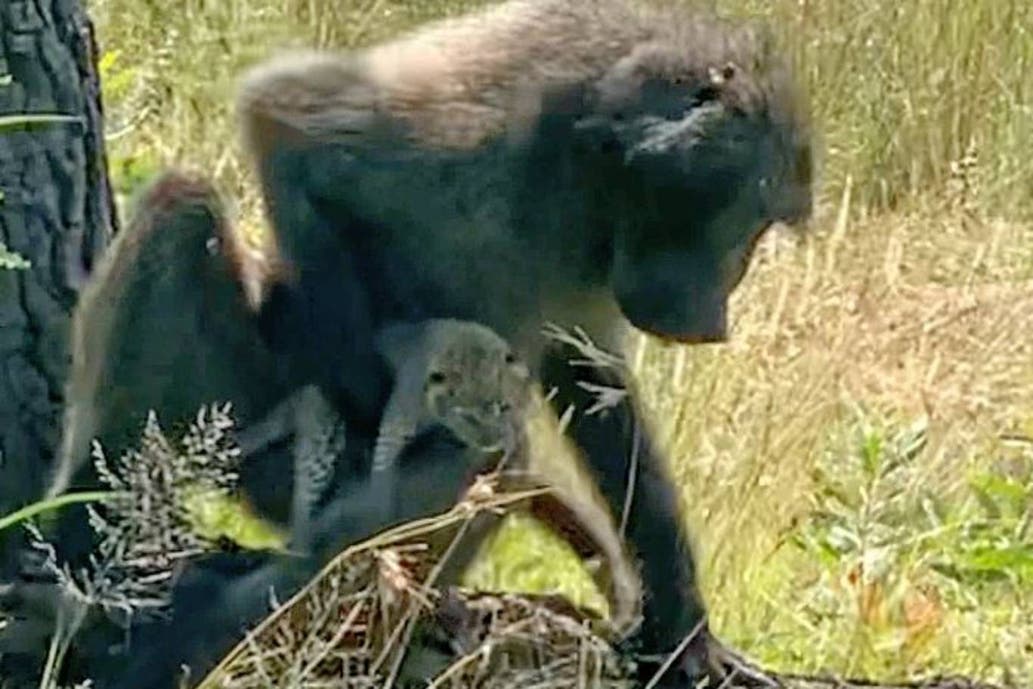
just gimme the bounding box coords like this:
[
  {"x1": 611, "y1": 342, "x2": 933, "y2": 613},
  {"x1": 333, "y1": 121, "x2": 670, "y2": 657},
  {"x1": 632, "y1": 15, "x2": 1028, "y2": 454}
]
[
  {"x1": 287, "y1": 386, "x2": 346, "y2": 550},
  {"x1": 235, "y1": 385, "x2": 346, "y2": 551},
  {"x1": 234, "y1": 395, "x2": 296, "y2": 458}
]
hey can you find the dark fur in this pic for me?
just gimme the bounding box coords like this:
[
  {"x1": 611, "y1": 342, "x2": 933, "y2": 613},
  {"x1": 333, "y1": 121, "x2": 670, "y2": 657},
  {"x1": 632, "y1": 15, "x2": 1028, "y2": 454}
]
[
  {"x1": 48, "y1": 173, "x2": 300, "y2": 531},
  {"x1": 233, "y1": 0, "x2": 811, "y2": 685},
  {"x1": 104, "y1": 407, "x2": 644, "y2": 688},
  {"x1": 0, "y1": 173, "x2": 314, "y2": 687},
  {"x1": 2, "y1": 0, "x2": 812, "y2": 686}
]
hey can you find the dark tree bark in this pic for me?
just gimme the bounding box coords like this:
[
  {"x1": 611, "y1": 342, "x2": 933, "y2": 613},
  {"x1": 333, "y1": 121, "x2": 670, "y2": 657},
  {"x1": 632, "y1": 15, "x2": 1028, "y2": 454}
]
[{"x1": 0, "y1": 0, "x2": 116, "y2": 573}]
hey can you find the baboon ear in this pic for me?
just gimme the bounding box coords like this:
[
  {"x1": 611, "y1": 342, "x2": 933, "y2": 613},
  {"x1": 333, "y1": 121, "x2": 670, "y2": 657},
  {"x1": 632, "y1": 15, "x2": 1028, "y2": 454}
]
[{"x1": 375, "y1": 321, "x2": 426, "y2": 371}]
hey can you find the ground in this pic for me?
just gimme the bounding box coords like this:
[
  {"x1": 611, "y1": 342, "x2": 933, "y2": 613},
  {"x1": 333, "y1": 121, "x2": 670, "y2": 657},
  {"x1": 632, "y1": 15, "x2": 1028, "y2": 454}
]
[{"x1": 78, "y1": 0, "x2": 1033, "y2": 685}]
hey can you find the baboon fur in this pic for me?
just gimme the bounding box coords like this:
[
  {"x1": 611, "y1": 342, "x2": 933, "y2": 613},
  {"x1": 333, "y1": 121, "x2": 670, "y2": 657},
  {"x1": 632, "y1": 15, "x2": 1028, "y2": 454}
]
[
  {"x1": 232, "y1": 0, "x2": 811, "y2": 685},
  {"x1": 2, "y1": 0, "x2": 812, "y2": 686},
  {"x1": 368, "y1": 317, "x2": 642, "y2": 632},
  {"x1": 0, "y1": 173, "x2": 308, "y2": 688},
  {"x1": 47, "y1": 173, "x2": 297, "y2": 556}
]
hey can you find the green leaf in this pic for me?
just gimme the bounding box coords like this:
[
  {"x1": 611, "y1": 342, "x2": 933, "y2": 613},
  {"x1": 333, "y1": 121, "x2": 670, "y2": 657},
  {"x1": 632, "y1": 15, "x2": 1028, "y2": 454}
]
[
  {"x1": 960, "y1": 544, "x2": 1033, "y2": 572},
  {"x1": 180, "y1": 488, "x2": 288, "y2": 552},
  {"x1": 0, "y1": 113, "x2": 82, "y2": 130},
  {"x1": 894, "y1": 417, "x2": 929, "y2": 465},
  {"x1": 969, "y1": 472, "x2": 1030, "y2": 517},
  {"x1": 826, "y1": 525, "x2": 861, "y2": 553},
  {"x1": 943, "y1": 544, "x2": 1033, "y2": 585},
  {"x1": 860, "y1": 429, "x2": 884, "y2": 478}
]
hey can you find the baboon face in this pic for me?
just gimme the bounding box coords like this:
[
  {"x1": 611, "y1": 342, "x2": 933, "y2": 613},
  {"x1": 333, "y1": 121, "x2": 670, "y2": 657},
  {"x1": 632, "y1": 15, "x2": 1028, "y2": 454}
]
[
  {"x1": 422, "y1": 326, "x2": 532, "y2": 453},
  {"x1": 586, "y1": 41, "x2": 813, "y2": 343}
]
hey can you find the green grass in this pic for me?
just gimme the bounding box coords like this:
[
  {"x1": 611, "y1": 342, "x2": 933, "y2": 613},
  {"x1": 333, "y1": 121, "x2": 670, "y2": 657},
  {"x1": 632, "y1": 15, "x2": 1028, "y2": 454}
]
[{"x1": 85, "y1": 0, "x2": 1033, "y2": 684}]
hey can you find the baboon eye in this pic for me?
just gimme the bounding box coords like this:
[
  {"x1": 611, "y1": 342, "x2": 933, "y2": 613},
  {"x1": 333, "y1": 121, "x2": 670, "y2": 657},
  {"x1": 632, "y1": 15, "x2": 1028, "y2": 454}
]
[
  {"x1": 504, "y1": 352, "x2": 517, "y2": 364},
  {"x1": 427, "y1": 371, "x2": 446, "y2": 385}
]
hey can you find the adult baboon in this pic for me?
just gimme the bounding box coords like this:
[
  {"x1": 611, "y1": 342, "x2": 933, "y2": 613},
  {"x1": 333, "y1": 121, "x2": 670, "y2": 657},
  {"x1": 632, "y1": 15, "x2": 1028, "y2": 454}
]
[
  {"x1": 233, "y1": 0, "x2": 812, "y2": 684},
  {"x1": 0, "y1": 172, "x2": 306, "y2": 688},
  {"x1": 44, "y1": 172, "x2": 302, "y2": 558}
]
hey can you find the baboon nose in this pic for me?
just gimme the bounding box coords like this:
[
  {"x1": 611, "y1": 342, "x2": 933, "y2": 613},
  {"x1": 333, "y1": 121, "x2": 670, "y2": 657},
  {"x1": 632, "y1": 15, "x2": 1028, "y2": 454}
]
[{"x1": 623, "y1": 292, "x2": 729, "y2": 345}]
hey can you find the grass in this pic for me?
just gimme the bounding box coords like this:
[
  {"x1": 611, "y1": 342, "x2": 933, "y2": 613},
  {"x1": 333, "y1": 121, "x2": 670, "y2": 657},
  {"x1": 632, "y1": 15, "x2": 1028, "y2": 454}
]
[
  {"x1": 634, "y1": 212, "x2": 1033, "y2": 682},
  {"x1": 82, "y1": 0, "x2": 1033, "y2": 685}
]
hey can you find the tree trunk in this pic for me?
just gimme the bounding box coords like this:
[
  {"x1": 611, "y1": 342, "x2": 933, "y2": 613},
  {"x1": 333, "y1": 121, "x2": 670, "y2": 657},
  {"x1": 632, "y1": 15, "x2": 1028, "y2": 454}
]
[{"x1": 0, "y1": 0, "x2": 116, "y2": 572}]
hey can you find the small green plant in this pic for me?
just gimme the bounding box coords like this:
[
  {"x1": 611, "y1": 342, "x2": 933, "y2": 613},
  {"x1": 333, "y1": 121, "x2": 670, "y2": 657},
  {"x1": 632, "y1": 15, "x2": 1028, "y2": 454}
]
[
  {"x1": 793, "y1": 413, "x2": 932, "y2": 591},
  {"x1": 931, "y1": 443, "x2": 1033, "y2": 587},
  {"x1": 787, "y1": 410, "x2": 1033, "y2": 674}
]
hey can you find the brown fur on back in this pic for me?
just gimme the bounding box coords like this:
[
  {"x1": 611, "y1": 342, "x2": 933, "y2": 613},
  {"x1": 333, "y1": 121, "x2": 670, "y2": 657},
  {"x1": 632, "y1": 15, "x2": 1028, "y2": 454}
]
[
  {"x1": 51, "y1": 173, "x2": 287, "y2": 498},
  {"x1": 238, "y1": 0, "x2": 805, "y2": 151}
]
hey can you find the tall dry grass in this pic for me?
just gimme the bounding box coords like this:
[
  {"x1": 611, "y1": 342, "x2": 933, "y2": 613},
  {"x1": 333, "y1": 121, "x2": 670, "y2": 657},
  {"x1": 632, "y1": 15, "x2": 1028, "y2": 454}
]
[{"x1": 719, "y1": 0, "x2": 1033, "y2": 219}]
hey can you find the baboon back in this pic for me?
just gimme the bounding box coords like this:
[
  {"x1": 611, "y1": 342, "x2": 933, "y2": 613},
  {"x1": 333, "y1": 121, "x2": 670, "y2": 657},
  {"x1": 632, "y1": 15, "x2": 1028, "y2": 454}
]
[{"x1": 51, "y1": 172, "x2": 294, "y2": 524}]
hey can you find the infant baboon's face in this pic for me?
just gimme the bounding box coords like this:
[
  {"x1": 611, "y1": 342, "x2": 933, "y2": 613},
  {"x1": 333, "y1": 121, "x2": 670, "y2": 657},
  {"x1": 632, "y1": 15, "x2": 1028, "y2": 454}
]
[{"x1": 422, "y1": 326, "x2": 532, "y2": 453}]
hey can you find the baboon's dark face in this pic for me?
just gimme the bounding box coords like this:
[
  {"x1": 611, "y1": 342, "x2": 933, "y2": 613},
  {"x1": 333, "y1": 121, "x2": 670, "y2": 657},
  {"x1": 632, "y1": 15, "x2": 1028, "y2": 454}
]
[{"x1": 585, "y1": 42, "x2": 812, "y2": 343}]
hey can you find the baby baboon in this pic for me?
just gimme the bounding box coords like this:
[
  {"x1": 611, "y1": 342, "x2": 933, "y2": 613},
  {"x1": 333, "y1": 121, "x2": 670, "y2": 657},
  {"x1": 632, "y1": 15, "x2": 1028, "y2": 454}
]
[
  {"x1": 233, "y1": 317, "x2": 532, "y2": 552},
  {"x1": 235, "y1": 384, "x2": 346, "y2": 552},
  {"x1": 234, "y1": 0, "x2": 812, "y2": 684},
  {"x1": 372, "y1": 318, "x2": 642, "y2": 631},
  {"x1": 373, "y1": 318, "x2": 643, "y2": 629},
  {"x1": 238, "y1": 317, "x2": 641, "y2": 633},
  {"x1": 370, "y1": 319, "x2": 532, "y2": 501}
]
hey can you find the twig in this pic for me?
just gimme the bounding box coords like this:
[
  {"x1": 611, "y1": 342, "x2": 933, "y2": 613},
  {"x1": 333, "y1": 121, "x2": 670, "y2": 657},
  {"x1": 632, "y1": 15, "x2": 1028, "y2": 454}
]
[{"x1": 196, "y1": 484, "x2": 550, "y2": 688}]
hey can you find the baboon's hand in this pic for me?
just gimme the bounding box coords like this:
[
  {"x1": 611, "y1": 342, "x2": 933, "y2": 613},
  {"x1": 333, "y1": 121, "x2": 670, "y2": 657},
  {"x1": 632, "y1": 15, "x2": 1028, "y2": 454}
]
[{"x1": 625, "y1": 627, "x2": 779, "y2": 689}]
